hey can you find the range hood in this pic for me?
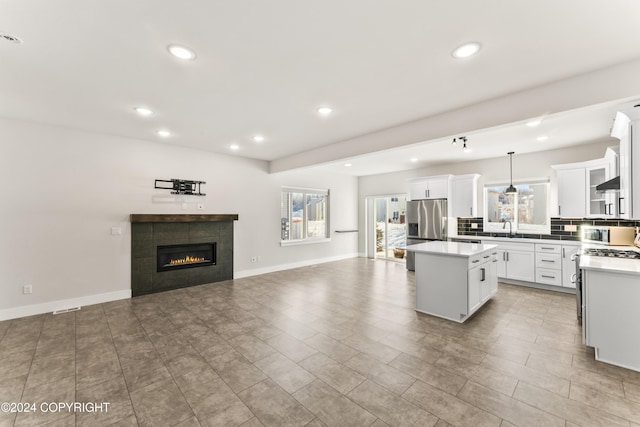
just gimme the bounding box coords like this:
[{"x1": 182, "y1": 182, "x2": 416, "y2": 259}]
[{"x1": 596, "y1": 175, "x2": 620, "y2": 191}]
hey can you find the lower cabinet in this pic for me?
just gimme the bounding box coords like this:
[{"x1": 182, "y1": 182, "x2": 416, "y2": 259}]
[
  {"x1": 494, "y1": 242, "x2": 535, "y2": 282},
  {"x1": 561, "y1": 245, "x2": 580, "y2": 289},
  {"x1": 484, "y1": 240, "x2": 580, "y2": 290},
  {"x1": 468, "y1": 254, "x2": 498, "y2": 316}
]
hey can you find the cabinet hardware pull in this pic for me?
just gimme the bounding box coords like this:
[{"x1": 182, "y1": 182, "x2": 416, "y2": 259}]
[
  {"x1": 619, "y1": 197, "x2": 625, "y2": 215},
  {"x1": 541, "y1": 275, "x2": 555, "y2": 279},
  {"x1": 506, "y1": 252, "x2": 509, "y2": 262},
  {"x1": 541, "y1": 260, "x2": 555, "y2": 263},
  {"x1": 492, "y1": 259, "x2": 498, "y2": 263},
  {"x1": 472, "y1": 260, "x2": 480, "y2": 263},
  {"x1": 483, "y1": 255, "x2": 490, "y2": 259},
  {"x1": 502, "y1": 252, "x2": 506, "y2": 261},
  {"x1": 492, "y1": 252, "x2": 497, "y2": 255},
  {"x1": 470, "y1": 207, "x2": 473, "y2": 216},
  {"x1": 541, "y1": 247, "x2": 554, "y2": 250},
  {"x1": 558, "y1": 205, "x2": 561, "y2": 216},
  {"x1": 562, "y1": 248, "x2": 565, "y2": 258},
  {"x1": 481, "y1": 268, "x2": 485, "y2": 281}
]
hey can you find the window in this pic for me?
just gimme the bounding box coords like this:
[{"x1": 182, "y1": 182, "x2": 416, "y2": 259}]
[
  {"x1": 281, "y1": 187, "x2": 330, "y2": 244},
  {"x1": 484, "y1": 180, "x2": 550, "y2": 234}
]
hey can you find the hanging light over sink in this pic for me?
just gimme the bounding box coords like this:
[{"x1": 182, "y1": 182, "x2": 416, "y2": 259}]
[{"x1": 505, "y1": 152, "x2": 517, "y2": 193}]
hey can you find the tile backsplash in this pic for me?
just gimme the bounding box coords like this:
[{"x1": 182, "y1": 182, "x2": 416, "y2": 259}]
[{"x1": 457, "y1": 217, "x2": 640, "y2": 241}]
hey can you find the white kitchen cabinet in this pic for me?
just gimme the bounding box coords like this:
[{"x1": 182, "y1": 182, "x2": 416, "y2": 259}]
[
  {"x1": 561, "y1": 245, "x2": 580, "y2": 289},
  {"x1": 554, "y1": 166, "x2": 586, "y2": 217},
  {"x1": 451, "y1": 174, "x2": 480, "y2": 217},
  {"x1": 468, "y1": 264, "x2": 483, "y2": 314},
  {"x1": 586, "y1": 161, "x2": 615, "y2": 217},
  {"x1": 535, "y1": 243, "x2": 562, "y2": 286},
  {"x1": 410, "y1": 241, "x2": 497, "y2": 322},
  {"x1": 469, "y1": 250, "x2": 499, "y2": 315},
  {"x1": 553, "y1": 154, "x2": 617, "y2": 218},
  {"x1": 408, "y1": 175, "x2": 452, "y2": 200},
  {"x1": 583, "y1": 268, "x2": 640, "y2": 371},
  {"x1": 491, "y1": 242, "x2": 535, "y2": 282}
]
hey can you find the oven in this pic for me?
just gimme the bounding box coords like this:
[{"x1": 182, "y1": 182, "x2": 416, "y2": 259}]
[{"x1": 573, "y1": 253, "x2": 582, "y2": 321}]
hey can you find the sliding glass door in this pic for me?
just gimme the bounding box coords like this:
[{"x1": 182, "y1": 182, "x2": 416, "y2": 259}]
[{"x1": 371, "y1": 195, "x2": 407, "y2": 261}]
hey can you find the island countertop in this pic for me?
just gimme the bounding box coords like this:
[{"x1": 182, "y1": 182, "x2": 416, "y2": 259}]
[{"x1": 405, "y1": 241, "x2": 498, "y2": 257}]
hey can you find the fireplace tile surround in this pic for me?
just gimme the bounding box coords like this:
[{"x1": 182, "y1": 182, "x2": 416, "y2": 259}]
[{"x1": 130, "y1": 214, "x2": 238, "y2": 297}]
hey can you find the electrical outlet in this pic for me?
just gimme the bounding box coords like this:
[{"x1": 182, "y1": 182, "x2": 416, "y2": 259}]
[
  {"x1": 564, "y1": 224, "x2": 577, "y2": 232},
  {"x1": 111, "y1": 227, "x2": 122, "y2": 236},
  {"x1": 471, "y1": 223, "x2": 478, "y2": 229},
  {"x1": 251, "y1": 256, "x2": 257, "y2": 263},
  {"x1": 23, "y1": 285, "x2": 32, "y2": 294}
]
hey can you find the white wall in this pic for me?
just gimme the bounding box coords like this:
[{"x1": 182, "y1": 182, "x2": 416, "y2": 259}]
[
  {"x1": 357, "y1": 139, "x2": 616, "y2": 251},
  {"x1": 0, "y1": 118, "x2": 358, "y2": 320}
]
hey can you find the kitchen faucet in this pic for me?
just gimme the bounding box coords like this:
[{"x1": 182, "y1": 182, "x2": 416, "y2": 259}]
[{"x1": 502, "y1": 220, "x2": 513, "y2": 237}]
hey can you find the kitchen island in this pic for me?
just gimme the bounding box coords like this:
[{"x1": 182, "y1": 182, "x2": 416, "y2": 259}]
[
  {"x1": 581, "y1": 253, "x2": 640, "y2": 372},
  {"x1": 406, "y1": 241, "x2": 499, "y2": 322}
]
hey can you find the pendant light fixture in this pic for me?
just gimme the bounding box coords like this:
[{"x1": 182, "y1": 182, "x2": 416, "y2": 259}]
[{"x1": 505, "y1": 151, "x2": 517, "y2": 193}]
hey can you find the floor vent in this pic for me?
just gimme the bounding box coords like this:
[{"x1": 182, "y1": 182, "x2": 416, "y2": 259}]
[{"x1": 53, "y1": 307, "x2": 81, "y2": 315}]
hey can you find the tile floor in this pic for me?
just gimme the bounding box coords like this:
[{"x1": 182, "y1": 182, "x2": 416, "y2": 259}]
[{"x1": 1, "y1": 258, "x2": 640, "y2": 426}]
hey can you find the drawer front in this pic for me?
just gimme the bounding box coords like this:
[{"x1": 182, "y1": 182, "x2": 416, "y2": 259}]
[
  {"x1": 535, "y1": 244, "x2": 561, "y2": 254},
  {"x1": 497, "y1": 242, "x2": 535, "y2": 253},
  {"x1": 469, "y1": 251, "x2": 491, "y2": 267},
  {"x1": 535, "y1": 253, "x2": 562, "y2": 270},
  {"x1": 536, "y1": 268, "x2": 562, "y2": 286}
]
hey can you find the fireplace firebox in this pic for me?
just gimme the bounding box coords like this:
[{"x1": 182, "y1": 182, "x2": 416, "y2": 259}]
[{"x1": 157, "y1": 242, "x2": 216, "y2": 272}]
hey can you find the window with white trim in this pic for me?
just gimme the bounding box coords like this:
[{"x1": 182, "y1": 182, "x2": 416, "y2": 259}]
[
  {"x1": 281, "y1": 187, "x2": 330, "y2": 243},
  {"x1": 484, "y1": 180, "x2": 550, "y2": 234}
]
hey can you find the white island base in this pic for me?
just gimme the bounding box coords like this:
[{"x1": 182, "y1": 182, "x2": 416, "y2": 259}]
[{"x1": 406, "y1": 241, "x2": 499, "y2": 323}]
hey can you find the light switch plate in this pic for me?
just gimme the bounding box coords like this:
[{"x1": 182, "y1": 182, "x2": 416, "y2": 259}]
[
  {"x1": 471, "y1": 223, "x2": 478, "y2": 229},
  {"x1": 564, "y1": 224, "x2": 577, "y2": 232},
  {"x1": 111, "y1": 227, "x2": 122, "y2": 236}
]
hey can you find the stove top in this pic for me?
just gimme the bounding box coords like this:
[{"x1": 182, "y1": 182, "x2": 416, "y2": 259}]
[{"x1": 583, "y1": 248, "x2": 640, "y2": 259}]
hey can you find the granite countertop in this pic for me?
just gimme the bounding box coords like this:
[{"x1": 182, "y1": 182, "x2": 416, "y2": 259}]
[{"x1": 405, "y1": 241, "x2": 498, "y2": 258}]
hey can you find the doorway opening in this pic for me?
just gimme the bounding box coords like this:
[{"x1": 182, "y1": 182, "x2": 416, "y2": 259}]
[{"x1": 368, "y1": 195, "x2": 407, "y2": 262}]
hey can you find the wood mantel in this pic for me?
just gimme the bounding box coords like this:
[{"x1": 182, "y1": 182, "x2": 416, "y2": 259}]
[{"x1": 130, "y1": 214, "x2": 239, "y2": 223}]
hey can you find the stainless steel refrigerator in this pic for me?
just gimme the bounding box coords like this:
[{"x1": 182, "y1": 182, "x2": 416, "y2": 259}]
[{"x1": 406, "y1": 199, "x2": 448, "y2": 271}]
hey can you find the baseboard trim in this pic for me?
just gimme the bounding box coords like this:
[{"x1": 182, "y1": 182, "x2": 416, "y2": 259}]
[
  {"x1": 1, "y1": 254, "x2": 363, "y2": 320},
  {"x1": 0, "y1": 289, "x2": 132, "y2": 321},
  {"x1": 235, "y1": 253, "x2": 360, "y2": 279}
]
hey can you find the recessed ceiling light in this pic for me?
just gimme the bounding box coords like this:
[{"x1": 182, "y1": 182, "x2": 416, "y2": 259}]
[
  {"x1": 134, "y1": 107, "x2": 153, "y2": 116},
  {"x1": 229, "y1": 144, "x2": 239, "y2": 150},
  {"x1": 156, "y1": 130, "x2": 171, "y2": 138},
  {"x1": 344, "y1": 163, "x2": 352, "y2": 167},
  {"x1": 253, "y1": 134, "x2": 265, "y2": 143},
  {"x1": 536, "y1": 135, "x2": 549, "y2": 141},
  {"x1": 0, "y1": 33, "x2": 23, "y2": 44},
  {"x1": 452, "y1": 42, "x2": 481, "y2": 59},
  {"x1": 317, "y1": 106, "x2": 333, "y2": 116},
  {"x1": 167, "y1": 44, "x2": 196, "y2": 60},
  {"x1": 526, "y1": 119, "x2": 542, "y2": 127},
  {"x1": 410, "y1": 157, "x2": 418, "y2": 162}
]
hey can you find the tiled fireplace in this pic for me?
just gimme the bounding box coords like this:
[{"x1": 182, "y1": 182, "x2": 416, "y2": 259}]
[{"x1": 130, "y1": 214, "x2": 238, "y2": 297}]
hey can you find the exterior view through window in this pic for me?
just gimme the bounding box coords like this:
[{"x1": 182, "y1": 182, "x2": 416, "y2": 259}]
[
  {"x1": 281, "y1": 187, "x2": 329, "y2": 242},
  {"x1": 484, "y1": 181, "x2": 550, "y2": 234}
]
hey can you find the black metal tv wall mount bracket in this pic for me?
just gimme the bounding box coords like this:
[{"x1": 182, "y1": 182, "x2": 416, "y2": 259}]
[{"x1": 154, "y1": 179, "x2": 206, "y2": 196}]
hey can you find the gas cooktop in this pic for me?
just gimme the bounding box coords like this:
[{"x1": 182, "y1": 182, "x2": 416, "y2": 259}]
[{"x1": 583, "y1": 248, "x2": 640, "y2": 259}]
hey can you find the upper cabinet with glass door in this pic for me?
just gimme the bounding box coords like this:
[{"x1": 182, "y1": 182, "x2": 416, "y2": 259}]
[{"x1": 552, "y1": 148, "x2": 618, "y2": 218}]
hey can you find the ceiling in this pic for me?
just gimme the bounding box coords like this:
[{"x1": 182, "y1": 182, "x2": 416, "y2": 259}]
[{"x1": 2, "y1": 1, "x2": 640, "y2": 176}]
